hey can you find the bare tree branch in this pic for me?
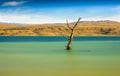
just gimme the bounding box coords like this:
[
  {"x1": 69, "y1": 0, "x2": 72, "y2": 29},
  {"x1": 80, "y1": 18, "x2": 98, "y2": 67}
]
[
  {"x1": 73, "y1": 18, "x2": 81, "y2": 29},
  {"x1": 66, "y1": 20, "x2": 72, "y2": 30}
]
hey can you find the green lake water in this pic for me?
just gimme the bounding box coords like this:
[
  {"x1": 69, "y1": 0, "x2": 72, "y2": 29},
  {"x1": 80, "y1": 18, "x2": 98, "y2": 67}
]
[{"x1": 0, "y1": 41, "x2": 120, "y2": 76}]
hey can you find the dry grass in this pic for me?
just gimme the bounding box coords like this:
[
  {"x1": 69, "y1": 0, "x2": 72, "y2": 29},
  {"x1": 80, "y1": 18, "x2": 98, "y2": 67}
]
[{"x1": 0, "y1": 21, "x2": 120, "y2": 36}]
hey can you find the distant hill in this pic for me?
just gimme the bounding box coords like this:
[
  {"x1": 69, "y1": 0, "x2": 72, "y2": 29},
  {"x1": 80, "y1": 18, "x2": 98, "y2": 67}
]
[{"x1": 0, "y1": 20, "x2": 120, "y2": 36}]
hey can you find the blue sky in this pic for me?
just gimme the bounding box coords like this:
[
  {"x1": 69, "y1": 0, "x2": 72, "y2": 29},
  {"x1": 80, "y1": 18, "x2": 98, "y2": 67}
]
[{"x1": 0, "y1": 0, "x2": 120, "y2": 24}]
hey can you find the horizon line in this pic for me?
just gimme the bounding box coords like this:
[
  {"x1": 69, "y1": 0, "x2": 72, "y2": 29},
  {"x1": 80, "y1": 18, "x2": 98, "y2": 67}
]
[{"x1": 0, "y1": 20, "x2": 120, "y2": 25}]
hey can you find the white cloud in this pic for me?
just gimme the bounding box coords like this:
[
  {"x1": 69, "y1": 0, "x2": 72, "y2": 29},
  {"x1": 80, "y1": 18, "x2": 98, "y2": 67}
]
[
  {"x1": 2, "y1": 1, "x2": 27, "y2": 6},
  {"x1": 82, "y1": 14, "x2": 120, "y2": 22},
  {"x1": 82, "y1": 16, "x2": 106, "y2": 21},
  {"x1": 0, "y1": 13, "x2": 66, "y2": 24},
  {"x1": 108, "y1": 15, "x2": 120, "y2": 22},
  {"x1": 0, "y1": 12, "x2": 120, "y2": 24}
]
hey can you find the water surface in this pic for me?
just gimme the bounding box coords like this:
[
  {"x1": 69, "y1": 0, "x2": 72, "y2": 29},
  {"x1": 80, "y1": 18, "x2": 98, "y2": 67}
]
[{"x1": 0, "y1": 36, "x2": 120, "y2": 76}]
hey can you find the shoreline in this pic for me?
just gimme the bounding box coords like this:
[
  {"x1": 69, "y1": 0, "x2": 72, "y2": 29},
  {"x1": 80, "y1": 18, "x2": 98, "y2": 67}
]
[{"x1": 0, "y1": 35, "x2": 120, "y2": 37}]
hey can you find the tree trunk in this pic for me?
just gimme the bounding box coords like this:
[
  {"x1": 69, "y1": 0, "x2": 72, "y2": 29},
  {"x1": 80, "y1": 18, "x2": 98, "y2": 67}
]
[
  {"x1": 66, "y1": 18, "x2": 81, "y2": 50},
  {"x1": 66, "y1": 29, "x2": 74, "y2": 50}
]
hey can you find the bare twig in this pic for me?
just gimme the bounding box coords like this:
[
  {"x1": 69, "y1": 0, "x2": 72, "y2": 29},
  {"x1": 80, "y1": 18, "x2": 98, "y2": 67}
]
[
  {"x1": 73, "y1": 18, "x2": 81, "y2": 29},
  {"x1": 60, "y1": 31, "x2": 69, "y2": 41},
  {"x1": 66, "y1": 20, "x2": 72, "y2": 30}
]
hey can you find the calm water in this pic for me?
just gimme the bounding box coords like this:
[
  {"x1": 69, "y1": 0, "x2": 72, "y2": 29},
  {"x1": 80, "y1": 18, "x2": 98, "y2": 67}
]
[
  {"x1": 0, "y1": 36, "x2": 120, "y2": 76},
  {"x1": 0, "y1": 36, "x2": 120, "y2": 42}
]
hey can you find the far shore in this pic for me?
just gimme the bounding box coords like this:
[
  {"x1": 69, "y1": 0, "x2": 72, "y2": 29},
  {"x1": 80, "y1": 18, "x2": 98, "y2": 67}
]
[{"x1": 0, "y1": 20, "x2": 120, "y2": 36}]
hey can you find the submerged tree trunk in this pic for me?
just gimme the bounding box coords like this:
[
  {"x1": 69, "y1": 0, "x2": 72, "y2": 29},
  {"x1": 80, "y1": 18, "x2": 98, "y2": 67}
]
[
  {"x1": 66, "y1": 18, "x2": 81, "y2": 50},
  {"x1": 66, "y1": 29, "x2": 73, "y2": 50}
]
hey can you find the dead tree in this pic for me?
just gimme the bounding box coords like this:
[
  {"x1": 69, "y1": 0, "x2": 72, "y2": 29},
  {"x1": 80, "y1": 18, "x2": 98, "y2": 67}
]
[{"x1": 66, "y1": 18, "x2": 81, "y2": 50}]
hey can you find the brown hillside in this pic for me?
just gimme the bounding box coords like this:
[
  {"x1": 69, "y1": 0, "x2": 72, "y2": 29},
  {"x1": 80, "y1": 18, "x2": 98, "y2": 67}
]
[{"x1": 0, "y1": 20, "x2": 120, "y2": 36}]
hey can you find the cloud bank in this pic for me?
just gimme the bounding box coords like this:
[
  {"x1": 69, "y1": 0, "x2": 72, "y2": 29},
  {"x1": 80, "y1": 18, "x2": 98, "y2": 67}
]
[
  {"x1": 0, "y1": 13, "x2": 120, "y2": 24},
  {"x1": 0, "y1": 13, "x2": 66, "y2": 24},
  {"x1": 0, "y1": 4, "x2": 120, "y2": 24}
]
